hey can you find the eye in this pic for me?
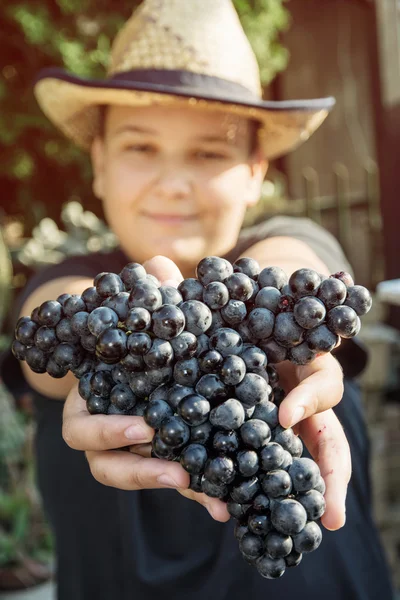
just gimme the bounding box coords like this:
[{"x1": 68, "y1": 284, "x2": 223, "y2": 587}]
[
  {"x1": 194, "y1": 150, "x2": 228, "y2": 161},
  {"x1": 124, "y1": 143, "x2": 156, "y2": 154}
]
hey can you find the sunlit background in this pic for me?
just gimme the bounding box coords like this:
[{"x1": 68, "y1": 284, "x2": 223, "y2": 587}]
[{"x1": 0, "y1": 0, "x2": 400, "y2": 597}]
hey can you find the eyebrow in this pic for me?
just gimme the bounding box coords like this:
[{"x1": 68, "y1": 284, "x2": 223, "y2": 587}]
[
  {"x1": 112, "y1": 125, "x2": 236, "y2": 145},
  {"x1": 112, "y1": 125, "x2": 157, "y2": 136}
]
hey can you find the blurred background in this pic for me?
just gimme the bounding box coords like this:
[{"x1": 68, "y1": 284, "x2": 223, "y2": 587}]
[{"x1": 0, "y1": 0, "x2": 399, "y2": 597}]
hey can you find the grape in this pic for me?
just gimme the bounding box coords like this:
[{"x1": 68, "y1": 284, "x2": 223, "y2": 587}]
[
  {"x1": 209, "y1": 399, "x2": 245, "y2": 430},
  {"x1": 170, "y1": 331, "x2": 198, "y2": 359},
  {"x1": 233, "y1": 257, "x2": 260, "y2": 279},
  {"x1": 177, "y1": 278, "x2": 204, "y2": 301},
  {"x1": 110, "y1": 384, "x2": 136, "y2": 411},
  {"x1": 202, "y1": 281, "x2": 229, "y2": 309},
  {"x1": 293, "y1": 297, "x2": 326, "y2": 329},
  {"x1": 317, "y1": 277, "x2": 347, "y2": 310},
  {"x1": 247, "y1": 308, "x2": 275, "y2": 340},
  {"x1": 96, "y1": 328, "x2": 128, "y2": 363},
  {"x1": 119, "y1": 262, "x2": 146, "y2": 290},
  {"x1": 173, "y1": 357, "x2": 200, "y2": 386},
  {"x1": 34, "y1": 326, "x2": 58, "y2": 352},
  {"x1": 63, "y1": 295, "x2": 86, "y2": 318},
  {"x1": 196, "y1": 256, "x2": 233, "y2": 286},
  {"x1": 125, "y1": 307, "x2": 151, "y2": 332},
  {"x1": 159, "y1": 416, "x2": 191, "y2": 448},
  {"x1": 204, "y1": 456, "x2": 236, "y2": 485},
  {"x1": 95, "y1": 273, "x2": 124, "y2": 298},
  {"x1": 195, "y1": 374, "x2": 229, "y2": 404},
  {"x1": 274, "y1": 313, "x2": 304, "y2": 348},
  {"x1": 151, "y1": 304, "x2": 185, "y2": 340},
  {"x1": 220, "y1": 299, "x2": 247, "y2": 326},
  {"x1": 38, "y1": 300, "x2": 63, "y2": 327},
  {"x1": 25, "y1": 346, "x2": 47, "y2": 373},
  {"x1": 81, "y1": 287, "x2": 102, "y2": 311},
  {"x1": 265, "y1": 531, "x2": 293, "y2": 559},
  {"x1": 180, "y1": 444, "x2": 208, "y2": 474},
  {"x1": 177, "y1": 394, "x2": 210, "y2": 426},
  {"x1": 15, "y1": 255, "x2": 373, "y2": 580},
  {"x1": 143, "y1": 398, "x2": 173, "y2": 428},
  {"x1": 213, "y1": 430, "x2": 239, "y2": 455},
  {"x1": 179, "y1": 300, "x2": 212, "y2": 336},
  {"x1": 159, "y1": 286, "x2": 183, "y2": 306},
  {"x1": 240, "y1": 419, "x2": 271, "y2": 449},
  {"x1": 127, "y1": 332, "x2": 152, "y2": 356},
  {"x1": 289, "y1": 268, "x2": 321, "y2": 298},
  {"x1": 143, "y1": 339, "x2": 174, "y2": 369},
  {"x1": 260, "y1": 442, "x2": 285, "y2": 471},
  {"x1": 345, "y1": 285, "x2": 372, "y2": 316},
  {"x1": 219, "y1": 355, "x2": 246, "y2": 385},
  {"x1": 237, "y1": 449, "x2": 259, "y2": 477},
  {"x1": 102, "y1": 292, "x2": 130, "y2": 321},
  {"x1": 88, "y1": 307, "x2": 118, "y2": 337},
  {"x1": 326, "y1": 305, "x2": 360, "y2": 338},
  {"x1": 224, "y1": 273, "x2": 254, "y2": 302},
  {"x1": 198, "y1": 349, "x2": 223, "y2": 373},
  {"x1": 258, "y1": 266, "x2": 288, "y2": 290},
  {"x1": 235, "y1": 373, "x2": 270, "y2": 407},
  {"x1": 292, "y1": 521, "x2": 322, "y2": 553},
  {"x1": 15, "y1": 317, "x2": 38, "y2": 346},
  {"x1": 129, "y1": 282, "x2": 162, "y2": 312},
  {"x1": 288, "y1": 458, "x2": 321, "y2": 492},
  {"x1": 254, "y1": 286, "x2": 281, "y2": 313}
]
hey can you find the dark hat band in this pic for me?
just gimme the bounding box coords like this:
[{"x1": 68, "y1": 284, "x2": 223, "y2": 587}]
[{"x1": 110, "y1": 69, "x2": 259, "y2": 103}]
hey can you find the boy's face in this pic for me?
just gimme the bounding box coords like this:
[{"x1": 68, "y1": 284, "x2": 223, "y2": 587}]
[{"x1": 91, "y1": 104, "x2": 267, "y2": 273}]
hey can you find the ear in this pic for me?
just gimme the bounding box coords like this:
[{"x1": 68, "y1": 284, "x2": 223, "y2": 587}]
[
  {"x1": 91, "y1": 137, "x2": 106, "y2": 200},
  {"x1": 245, "y1": 152, "x2": 269, "y2": 208}
]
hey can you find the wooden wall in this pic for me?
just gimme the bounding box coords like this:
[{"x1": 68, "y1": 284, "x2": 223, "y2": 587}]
[{"x1": 275, "y1": 0, "x2": 377, "y2": 198}]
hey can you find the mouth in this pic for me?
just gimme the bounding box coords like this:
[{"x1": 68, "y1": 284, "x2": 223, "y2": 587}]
[{"x1": 141, "y1": 212, "x2": 199, "y2": 225}]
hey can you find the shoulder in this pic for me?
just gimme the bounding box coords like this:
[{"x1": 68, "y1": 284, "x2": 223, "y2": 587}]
[{"x1": 226, "y1": 216, "x2": 353, "y2": 276}]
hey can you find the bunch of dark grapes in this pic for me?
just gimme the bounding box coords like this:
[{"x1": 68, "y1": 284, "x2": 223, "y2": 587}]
[{"x1": 13, "y1": 257, "x2": 372, "y2": 579}]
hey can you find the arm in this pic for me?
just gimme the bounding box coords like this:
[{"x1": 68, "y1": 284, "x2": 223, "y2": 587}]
[
  {"x1": 240, "y1": 235, "x2": 332, "y2": 277},
  {"x1": 19, "y1": 276, "x2": 93, "y2": 400}
]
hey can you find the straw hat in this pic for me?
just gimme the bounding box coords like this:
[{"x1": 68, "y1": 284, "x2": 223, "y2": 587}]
[{"x1": 34, "y1": 0, "x2": 335, "y2": 159}]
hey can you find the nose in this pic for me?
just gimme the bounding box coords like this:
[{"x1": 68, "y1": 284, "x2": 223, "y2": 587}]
[{"x1": 153, "y1": 164, "x2": 192, "y2": 201}]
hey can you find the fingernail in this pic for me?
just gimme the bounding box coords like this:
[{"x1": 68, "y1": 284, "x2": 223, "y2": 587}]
[
  {"x1": 124, "y1": 424, "x2": 149, "y2": 441},
  {"x1": 291, "y1": 406, "x2": 306, "y2": 426},
  {"x1": 163, "y1": 279, "x2": 180, "y2": 288},
  {"x1": 157, "y1": 474, "x2": 180, "y2": 488}
]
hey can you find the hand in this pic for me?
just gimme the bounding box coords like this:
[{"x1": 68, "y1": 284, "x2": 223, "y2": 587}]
[
  {"x1": 139, "y1": 256, "x2": 351, "y2": 530},
  {"x1": 276, "y1": 353, "x2": 351, "y2": 531},
  {"x1": 61, "y1": 255, "x2": 229, "y2": 523}
]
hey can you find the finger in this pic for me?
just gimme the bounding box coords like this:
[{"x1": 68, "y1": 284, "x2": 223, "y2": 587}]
[
  {"x1": 278, "y1": 353, "x2": 344, "y2": 428},
  {"x1": 128, "y1": 443, "x2": 152, "y2": 458},
  {"x1": 178, "y1": 489, "x2": 230, "y2": 522},
  {"x1": 63, "y1": 385, "x2": 155, "y2": 451},
  {"x1": 142, "y1": 256, "x2": 184, "y2": 286},
  {"x1": 297, "y1": 409, "x2": 352, "y2": 531},
  {"x1": 87, "y1": 449, "x2": 190, "y2": 491}
]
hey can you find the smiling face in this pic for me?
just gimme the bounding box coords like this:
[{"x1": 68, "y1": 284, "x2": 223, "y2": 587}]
[{"x1": 91, "y1": 104, "x2": 267, "y2": 275}]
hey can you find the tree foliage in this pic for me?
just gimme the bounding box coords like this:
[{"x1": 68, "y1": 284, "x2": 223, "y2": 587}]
[{"x1": 0, "y1": 0, "x2": 290, "y2": 232}]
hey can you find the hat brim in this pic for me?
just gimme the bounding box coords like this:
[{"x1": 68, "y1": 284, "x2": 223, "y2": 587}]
[{"x1": 34, "y1": 68, "x2": 335, "y2": 159}]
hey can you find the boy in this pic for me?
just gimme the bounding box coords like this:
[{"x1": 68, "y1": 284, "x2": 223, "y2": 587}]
[{"x1": 3, "y1": 1, "x2": 394, "y2": 598}]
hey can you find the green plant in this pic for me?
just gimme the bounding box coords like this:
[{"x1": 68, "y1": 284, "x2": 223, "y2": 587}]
[{"x1": 0, "y1": 383, "x2": 54, "y2": 586}]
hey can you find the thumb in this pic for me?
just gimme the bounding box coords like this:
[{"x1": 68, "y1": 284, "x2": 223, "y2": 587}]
[{"x1": 143, "y1": 255, "x2": 184, "y2": 287}]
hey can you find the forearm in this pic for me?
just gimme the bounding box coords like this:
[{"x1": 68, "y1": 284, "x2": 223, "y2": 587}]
[{"x1": 240, "y1": 236, "x2": 332, "y2": 278}]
